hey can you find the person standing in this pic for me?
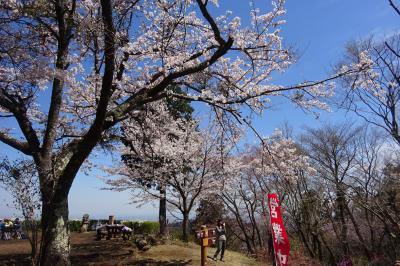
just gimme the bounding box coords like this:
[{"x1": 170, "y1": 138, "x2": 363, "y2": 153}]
[{"x1": 213, "y1": 219, "x2": 226, "y2": 262}]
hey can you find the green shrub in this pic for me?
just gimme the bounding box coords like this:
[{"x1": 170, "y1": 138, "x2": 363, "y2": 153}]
[
  {"x1": 21, "y1": 219, "x2": 41, "y2": 228},
  {"x1": 121, "y1": 220, "x2": 159, "y2": 234},
  {"x1": 132, "y1": 221, "x2": 141, "y2": 232},
  {"x1": 140, "y1": 221, "x2": 159, "y2": 234},
  {"x1": 89, "y1": 219, "x2": 98, "y2": 230},
  {"x1": 169, "y1": 227, "x2": 182, "y2": 241},
  {"x1": 122, "y1": 221, "x2": 134, "y2": 229},
  {"x1": 168, "y1": 227, "x2": 194, "y2": 242},
  {"x1": 68, "y1": 220, "x2": 81, "y2": 232}
]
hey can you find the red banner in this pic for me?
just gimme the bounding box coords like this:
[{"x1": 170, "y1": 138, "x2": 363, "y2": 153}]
[{"x1": 267, "y1": 193, "x2": 290, "y2": 266}]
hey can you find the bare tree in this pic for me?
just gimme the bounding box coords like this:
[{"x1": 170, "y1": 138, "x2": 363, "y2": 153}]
[
  {"x1": 300, "y1": 123, "x2": 369, "y2": 259},
  {"x1": 297, "y1": 125, "x2": 400, "y2": 264},
  {"x1": 338, "y1": 35, "x2": 400, "y2": 145},
  {"x1": 0, "y1": 158, "x2": 41, "y2": 265}
]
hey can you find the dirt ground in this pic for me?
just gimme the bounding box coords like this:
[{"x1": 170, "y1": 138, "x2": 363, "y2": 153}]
[{"x1": 0, "y1": 232, "x2": 261, "y2": 266}]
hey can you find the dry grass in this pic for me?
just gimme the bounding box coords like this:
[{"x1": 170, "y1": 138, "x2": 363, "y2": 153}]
[{"x1": 133, "y1": 240, "x2": 263, "y2": 266}]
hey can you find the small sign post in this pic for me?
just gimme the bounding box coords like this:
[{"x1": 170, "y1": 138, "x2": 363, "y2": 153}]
[
  {"x1": 196, "y1": 225, "x2": 217, "y2": 266},
  {"x1": 201, "y1": 225, "x2": 208, "y2": 266}
]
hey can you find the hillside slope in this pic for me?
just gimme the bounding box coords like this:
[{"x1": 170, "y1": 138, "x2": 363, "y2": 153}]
[
  {"x1": 133, "y1": 241, "x2": 262, "y2": 266},
  {"x1": 0, "y1": 233, "x2": 262, "y2": 266}
]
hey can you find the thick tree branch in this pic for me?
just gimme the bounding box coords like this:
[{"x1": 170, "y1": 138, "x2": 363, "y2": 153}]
[
  {"x1": 0, "y1": 131, "x2": 32, "y2": 155},
  {"x1": 104, "y1": 0, "x2": 235, "y2": 126},
  {"x1": 166, "y1": 69, "x2": 356, "y2": 109},
  {"x1": 53, "y1": 0, "x2": 116, "y2": 200},
  {"x1": 42, "y1": 0, "x2": 74, "y2": 158},
  {"x1": 195, "y1": 0, "x2": 227, "y2": 46},
  {"x1": 105, "y1": 39, "x2": 234, "y2": 125},
  {"x1": 0, "y1": 90, "x2": 41, "y2": 153}
]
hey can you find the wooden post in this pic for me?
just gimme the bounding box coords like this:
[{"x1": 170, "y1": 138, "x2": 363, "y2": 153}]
[
  {"x1": 201, "y1": 225, "x2": 208, "y2": 266},
  {"x1": 108, "y1": 215, "x2": 115, "y2": 225}
]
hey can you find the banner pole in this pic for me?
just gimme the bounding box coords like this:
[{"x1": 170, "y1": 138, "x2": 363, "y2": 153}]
[
  {"x1": 269, "y1": 229, "x2": 275, "y2": 266},
  {"x1": 268, "y1": 196, "x2": 277, "y2": 266}
]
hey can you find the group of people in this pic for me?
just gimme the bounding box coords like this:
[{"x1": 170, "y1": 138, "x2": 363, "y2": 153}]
[
  {"x1": 0, "y1": 218, "x2": 23, "y2": 240},
  {"x1": 95, "y1": 222, "x2": 133, "y2": 241}
]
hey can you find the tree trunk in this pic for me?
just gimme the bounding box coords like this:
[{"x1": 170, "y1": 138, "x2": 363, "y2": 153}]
[
  {"x1": 27, "y1": 218, "x2": 39, "y2": 264},
  {"x1": 268, "y1": 232, "x2": 276, "y2": 265},
  {"x1": 296, "y1": 223, "x2": 315, "y2": 258},
  {"x1": 159, "y1": 186, "x2": 167, "y2": 237},
  {"x1": 38, "y1": 197, "x2": 70, "y2": 266},
  {"x1": 337, "y1": 185, "x2": 349, "y2": 256},
  {"x1": 182, "y1": 212, "x2": 189, "y2": 242},
  {"x1": 345, "y1": 204, "x2": 372, "y2": 260},
  {"x1": 319, "y1": 232, "x2": 335, "y2": 266}
]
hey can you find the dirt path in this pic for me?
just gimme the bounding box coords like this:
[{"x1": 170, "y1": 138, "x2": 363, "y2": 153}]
[{"x1": 0, "y1": 233, "x2": 260, "y2": 265}]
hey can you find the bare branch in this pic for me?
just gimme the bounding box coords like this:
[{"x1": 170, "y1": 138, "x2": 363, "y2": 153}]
[{"x1": 388, "y1": 0, "x2": 400, "y2": 16}]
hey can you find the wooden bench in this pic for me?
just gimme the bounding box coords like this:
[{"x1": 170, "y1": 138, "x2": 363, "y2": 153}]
[
  {"x1": 106, "y1": 225, "x2": 123, "y2": 239},
  {"x1": 96, "y1": 224, "x2": 132, "y2": 241}
]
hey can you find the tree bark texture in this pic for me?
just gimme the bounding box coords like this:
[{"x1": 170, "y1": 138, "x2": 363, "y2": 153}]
[
  {"x1": 182, "y1": 213, "x2": 189, "y2": 242},
  {"x1": 159, "y1": 186, "x2": 167, "y2": 237},
  {"x1": 39, "y1": 197, "x2": 70, "y2": 266}
]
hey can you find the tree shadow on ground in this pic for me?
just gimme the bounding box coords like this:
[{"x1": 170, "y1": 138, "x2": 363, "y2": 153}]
[
  {"x1": 129, "y1": 258, "x2": 192, "y2": 266},
  {"x1": 70, "y1": 236, "x2": 135, "y2": 265},
  {"x1": 0, "y1": 233, "x2": 193, "y2": 266},
  {"x1": 71, "y1": 238, "x2": 192, "y2": 266},
  {"x1": 0, "y1": 254, "x2": 31, "y2": 266}
]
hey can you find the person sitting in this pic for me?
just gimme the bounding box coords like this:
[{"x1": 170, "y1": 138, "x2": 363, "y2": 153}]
[
  {"x1": 3, "y1": 219, "x2": 13, "y2": 240},
  {"x1": 121, "y1": 225, "x2": 133, "y2": 240},
  {"x1": 4, "y1": 219, "x2": 13, "y2": 227},
  {"x1": 96, "y1": 224, "x2": 107, "y2": 240},
  {"x1": 13, "y1": 218, "x2": 22, "y2": 239}
]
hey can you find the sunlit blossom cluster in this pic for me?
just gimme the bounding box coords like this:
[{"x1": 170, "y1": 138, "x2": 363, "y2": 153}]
[
  {"x1": 339, "y1": 50, "x2": 387, "y2": 100},
  {"x1": 0, "y1": 0, "x2": 347, "y2": 144},
  {"x1": 104, "y1": 101, "x2": 230, "y2": 210},
  {"x1": 223, "y1": 130, "x2": 316, "y2": 193}
]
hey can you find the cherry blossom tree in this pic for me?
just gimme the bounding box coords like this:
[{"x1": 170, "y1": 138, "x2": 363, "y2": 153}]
[
  {"x1": 220, "y1": 131, "x2": 316, "y2": 255},
  {"x1": 106, "y1": 103, "x2": 237, "y2": 241},
  {"x1": 116, "y1": 87, "x2": 193, "y2": 238},
  {"x1": 0, "y1": 0, "x2": 366, "y2": 264}
]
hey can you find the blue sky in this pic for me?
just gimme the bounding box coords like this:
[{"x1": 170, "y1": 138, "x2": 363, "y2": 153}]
[{"x1": 0, "y1": 0, "x2": 398, "y2": 220}]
